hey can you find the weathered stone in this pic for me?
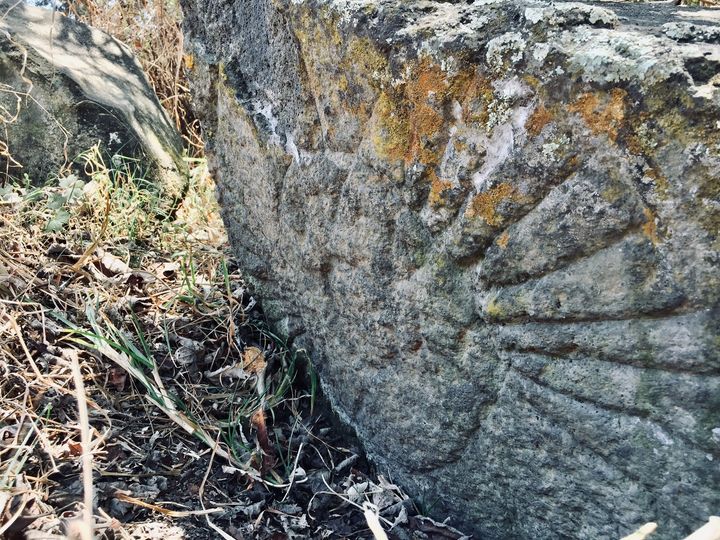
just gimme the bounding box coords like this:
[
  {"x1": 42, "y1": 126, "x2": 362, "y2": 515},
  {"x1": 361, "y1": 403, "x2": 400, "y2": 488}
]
[
  {"x1": 0, "y1": 1, "x2": 185, "y2": 210},
  {"x1": 181, "y1": 0, "x2": 720, "y2": 537}
]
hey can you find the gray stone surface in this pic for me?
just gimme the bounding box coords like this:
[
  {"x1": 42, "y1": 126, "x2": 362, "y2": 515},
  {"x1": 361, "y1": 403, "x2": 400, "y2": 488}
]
[
  {"x1": 0, "y1": 1, "x2": 185, "y2": 209},
  {"x1": 181, "y1": 0, "x2": 720, "y2": 537}
]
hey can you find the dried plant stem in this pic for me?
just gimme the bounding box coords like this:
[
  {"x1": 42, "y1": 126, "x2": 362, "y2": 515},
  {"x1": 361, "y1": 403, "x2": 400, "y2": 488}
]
[
  {"x1": 684, "y1": 517, "x2": 720, "y2": 540},
  {"x1": 68, "y1": 350, "x2": 94, "y2": 540},
  {"x1": 198, "y1": 431, "x2": 235, "y2": 540}
]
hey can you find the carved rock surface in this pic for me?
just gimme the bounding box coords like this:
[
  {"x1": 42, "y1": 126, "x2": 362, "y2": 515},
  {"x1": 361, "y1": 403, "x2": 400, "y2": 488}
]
[
  {"x1": 181, "y1": 0, "x2": 720, "y2": 537},
  {"x1": 0, "y1": 1, "x2": 185, "y2": 205}
]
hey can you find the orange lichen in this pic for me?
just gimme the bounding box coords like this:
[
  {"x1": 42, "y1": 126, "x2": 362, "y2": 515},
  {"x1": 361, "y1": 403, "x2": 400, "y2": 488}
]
[
  {"x1": 496, "y1": 231, "x2": 510, "y2": 249},
  {"x1": 373, "y1": 57, "x2": 476, "y2": 168},
  {"x1": 428, "y1": 171, "x2": 453, "y2": 207},
  {"x1": 465, "y1": 183, "x2": 518, "y2": 226},
  {"x1": 403, "y1": 58, "x2": 452, "y2": 166},
  {"x1": 526, "y1": 105, "x2": 553, "y2": 136},
  {"x1": 569, "y1": 88, "x2": 627, "y2": 142},
  {"x1": 642, "y1": 207, "x2": 660, "y2": 245}
]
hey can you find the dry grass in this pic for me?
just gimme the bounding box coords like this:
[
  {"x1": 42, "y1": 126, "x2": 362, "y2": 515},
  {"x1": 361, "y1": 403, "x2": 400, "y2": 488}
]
[
  {"x1": 0, "y1": 151, "x2": 248, "y2": 537},
  {"x1": 0, "y1": 151, "x2": 458, "y2": 539}
]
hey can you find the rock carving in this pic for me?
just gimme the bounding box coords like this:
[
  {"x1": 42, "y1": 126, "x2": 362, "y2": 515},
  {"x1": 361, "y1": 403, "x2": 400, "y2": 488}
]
[{"x1": 181, "y1": 0, "x2": 720, "y2": 537}]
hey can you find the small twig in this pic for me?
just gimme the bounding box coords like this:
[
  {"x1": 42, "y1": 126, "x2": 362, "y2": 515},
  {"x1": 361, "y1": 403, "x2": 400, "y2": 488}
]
[
  {"x1": 114, "y1": 492, "x2": 222, "y2": 518},
  {"x1": 684, "y1": 517, "x2": 720, "y2": 540},
  {"x1": 8, "y1": 315, "x2": 45, "y2": 382},
  {"x1": 198, "y1": 431, "x2": 234, "y2": 540},
  {"x1": 97, "y1": 507, "x2": 132, "y2": 540},
  {"x1": 68, "y1": 350, "x2": 94, "y2": 540},
  {"x1": 280, "y1": 441, "x2": 305, "y2": 502}
]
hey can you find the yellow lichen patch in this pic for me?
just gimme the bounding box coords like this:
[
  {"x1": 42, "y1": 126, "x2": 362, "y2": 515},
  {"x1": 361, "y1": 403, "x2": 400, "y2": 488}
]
[
  {"x1": 483, "y1": 298, "x2": 503, "y2": 319},
  {"x1": 343, "y1": 37, "x2": 389, "y2": 81},
  {"x1": 428, "y1": 171, "x2": 453, "y2": 208},
  {"x1": 372, "y1": 91, "x2": 411, "y2": 161},
  {"x1": 526, "y1": 105, "x2": 553, "y2": 136},
  {"x1": 459, "y1": 74, "x2": 495, "y2": 127},
  {"x1": 331, "y1": 38, "x2": 394, "y2": 146},
  {"x1": 523, "y1": 74, "x2": 541, "y2": 88},
  {"x1": 642, "y1": 207, "x2": 660, "y2": 245},
  {"x1": 569, "y1": 88, "x2": 627, "y2": 142},
  {"x1": 296, "y1": 6, "x2": 343, "y2": 49},
  {"x1": 292, "y1": 19, "x2": 336, "y2": 107},
  {"x1": 292, "y1": 7, "x2": 368, "y2": 129},
  {"x1": 496, "y1": 231, "x2": 510, "y2": 249},
  {"x1": 601, "y1": 179, "x2": 627, "y2": 204},
  {"x1": 465, "y1": 183, "x2": 519, "y2": 226}
]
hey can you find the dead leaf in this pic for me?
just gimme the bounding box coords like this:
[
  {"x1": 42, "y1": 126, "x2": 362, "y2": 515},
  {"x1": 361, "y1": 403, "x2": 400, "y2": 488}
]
[
  {"x1": 108, "y1": 367, "x2": 127, "y2": 391},
  {"x1": 251, "y1": 407, "x2": 275, "y2": 473},
  {"x1": 346, "y1": 482, "x2": 369, "y2": 503},
  {"x1": 68, "y1": 441, "x2": 82, "y2": 456},
  {"x1": 243, "y1": 347, "x2": 266, "y2": 374},
  {"x1": 96, "y1": 248, "x2": 131, "y2": 276},
  {"x1": 148, "y1": 261, "x2": 180, "y2": 280}
]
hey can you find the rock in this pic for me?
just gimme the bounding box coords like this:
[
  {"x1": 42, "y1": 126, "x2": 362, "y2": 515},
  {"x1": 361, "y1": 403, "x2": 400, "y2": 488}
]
[
  {"x1": 0, "y1": 1, "x2": 186, "y2": 211},
  {"x1": 181, "y1": 0, "x2": 720, "y2": 537}
]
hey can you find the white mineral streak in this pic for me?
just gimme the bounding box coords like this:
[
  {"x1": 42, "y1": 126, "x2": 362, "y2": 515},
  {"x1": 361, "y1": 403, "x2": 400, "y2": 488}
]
[
  {"x1": 472, "y1": 123, "x2": 513, "y2": 193},
  {"x1": 652, "y1": 426, "x2": 674, "y2": 446},
  {"x1": 472, "y1": 105, "x2": 531, "y2": 192},
  {"x1": 254, "y1": 101, "x2": 281, "y2": 145}
]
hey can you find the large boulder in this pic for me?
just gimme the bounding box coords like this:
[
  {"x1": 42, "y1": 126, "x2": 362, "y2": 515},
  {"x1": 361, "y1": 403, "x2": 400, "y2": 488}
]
[
  {"x1": 0, "y1": 1, "x2": 185, "y2": 208},
  {"x1": 181, "y1": 0, "x2": 720, "y2": 537}
]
